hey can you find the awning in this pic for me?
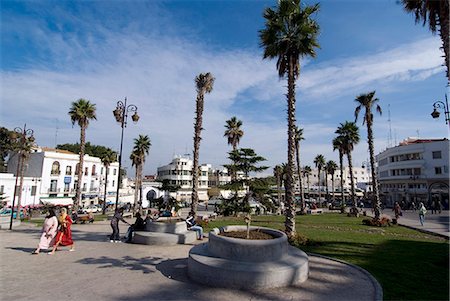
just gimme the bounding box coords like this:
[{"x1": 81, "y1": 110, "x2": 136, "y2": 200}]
[{"x1": 40, "y1": 198, "x2": 73, "y2": 206}]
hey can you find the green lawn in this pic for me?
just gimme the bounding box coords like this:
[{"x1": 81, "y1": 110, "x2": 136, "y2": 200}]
[{"x1": 206, "y1": 214, "x2": 449, "y2": 301}]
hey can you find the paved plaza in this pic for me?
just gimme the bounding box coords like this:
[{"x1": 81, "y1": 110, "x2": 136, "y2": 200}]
[{"x1": 1, "y1": 217, "x2": 383, "y2": 301}]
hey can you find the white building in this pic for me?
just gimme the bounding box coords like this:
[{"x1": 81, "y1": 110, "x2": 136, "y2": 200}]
[
  {"x1": 4, "y1": 147, "x2": 119, "y2": 207},
  {"x1": 376, "y1": 137, "x2": 449, "y2": 208},
  {"x1": 156, "y1": 156, "x2": 233, "y2": 202}
]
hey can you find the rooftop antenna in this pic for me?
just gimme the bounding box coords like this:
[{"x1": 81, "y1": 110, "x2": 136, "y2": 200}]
[{"x1": 387, "y1": 104, "x2": 392, "y2": 148}]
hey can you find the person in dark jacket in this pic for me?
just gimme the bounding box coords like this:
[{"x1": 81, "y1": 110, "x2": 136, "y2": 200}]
[
  {"x1": 110, "y1": 207, "x2": 130, "y2": 243},
  {"x1": 125, "y1": 212, "x2": 146, "y2": 243}
]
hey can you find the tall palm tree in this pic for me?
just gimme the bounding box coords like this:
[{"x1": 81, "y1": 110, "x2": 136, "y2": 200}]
[
  {"x1": 294, "y1": 126, "x2": 306, "y2": 212},
  {"x1": 326, "y1": 160, "x2": 338, "y2": 203},
  {"x1": 335, "y1": 121, "x2": 360, "y2": 208},
  {"x1": 401, "y1": 0, "x2": 449, "y2": 83},
  {"x1": 224, "y1": 116, "x2": 244, "y2": 181},
  {"x1": 354, "y1": 91, "x2": 382, "y2": 220},
  {"x1": 333, "y1": 136, "x2": 346, "y2": 207},
  {"x1": 14, "y1": 133, "x2": 34, "y2": 219},
  {"x1": 100, "y1": 149, "x2": 117, "y2": 215},
  {"x1": 303, "y1": 165, "x2": 312, "y2": 198},
  {"x1": 191, "y1": 72, "x2": 214, "y2": 217},
  {"x1": 130, "y1": 134, "x2": 151, "y2": 214},
  {"x1": 273, "y1": 165, "x2": 283, "y2": 205},
  {"x1": 260, "y1": 0, "x2": 320, "y2": 237},
  {"x1": 314, "y1": 154, "x2": 326, "y2": 205},
  {"x1": 68, "y1": 98, "x2": 96, "y2": 212}
]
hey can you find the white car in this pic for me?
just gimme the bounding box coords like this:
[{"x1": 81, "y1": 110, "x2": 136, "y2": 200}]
[{"x1": 82, "y1": 205, "x2": 99, "y2": 214}]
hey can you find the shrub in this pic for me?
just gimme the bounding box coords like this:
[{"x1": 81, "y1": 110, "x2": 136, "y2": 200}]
[{"x1": 362, "y1": 217, "x2": 392, "y2": 227}]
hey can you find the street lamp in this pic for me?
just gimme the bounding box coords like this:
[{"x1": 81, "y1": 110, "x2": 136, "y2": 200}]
[
  {"x1": 9, "y1": 124, "x2": 34, "y2": 230},
  {"x1": 113, "y1": 97, "x2": 139, "y2": 210},
  {"x1": 431, "y1": 95, "x2": 449, "y2": 128}
]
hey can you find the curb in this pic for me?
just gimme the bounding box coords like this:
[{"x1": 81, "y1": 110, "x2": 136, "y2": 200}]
[
  {"x1": 308, "y1": 252, "x2": 383, "y2": 301},
  {"x1": 398, "y1": 223, "x2": 449, "y2": 240}
]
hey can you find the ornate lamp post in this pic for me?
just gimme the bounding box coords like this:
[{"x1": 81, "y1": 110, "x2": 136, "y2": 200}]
[
  {"x1": 431, "y1": 95, "x2": 449, "y2": 129},
  {"x1": 113, "y1": 97, "x2": 139, "y2": 210},
  {"x1": 9, "y1": 124, "x2": 34, "y2": 230}
]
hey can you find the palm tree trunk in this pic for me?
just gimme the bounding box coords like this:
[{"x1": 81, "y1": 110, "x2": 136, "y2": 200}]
[
  {"x1": 325, "y1": 172, "x2": 329, "y2": 202},
  {"x1": 191, "y1": 94, "x2": 204, "y2": 217},
  {"x1": 103, "y1": 165, "x2": 109, "y2": 215},
  {"x1": 295, "y1": 143, "x2": 305, "y2": 213},
  {"x1": 276, "y1": 173, "x2": 282, "y2": 205},
  {"x1": 331, "y1": 174, "x2": 335, "y2": 202},
  {"x1": 74, "y1": 125, "x2": 86, "y2": 212},
  {"x1": 339, "y1": 152, "x2": 345, "y2": 206},
  {"x1": 16, "y1": 153, "x2": 27, "y2": 220},
  {"x1": 284, "y1": 55, "x2": 296, "y2": 237},
  {"x1": 138, "y1": 163, "x2": 143, "y2": 214},
  {"x1": 347, "y1": 152, "x2": 357, "y2": 208},
  {"x1": 317, "y1": 169, "x2": 321, "y2": 204},
  {"x1": 133, "y1": 165, "x2": 139, "y2": 212},
  {"x1": 367, "y1": 122, "x2": 382, "y2": 219}
]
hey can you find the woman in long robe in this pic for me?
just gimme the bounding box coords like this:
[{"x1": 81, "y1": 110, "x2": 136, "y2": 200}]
[
  {"x1": 32, "y1": 208, "x2": 58, "y2": 254},
  {"x1": 48, "y1": 207, "x2": 74, "y2": 254}
]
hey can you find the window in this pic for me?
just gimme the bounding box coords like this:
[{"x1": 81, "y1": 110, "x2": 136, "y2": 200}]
[
  {"x1": 50, "y1": 180, "x2": 58, "y2": 192},
  {"x1": 101, "y1": 167, "x2": 104, "y2": 174},
  {"x1": 64, "y1": 183, "x2": 70, "y2": 192},
  {"x1": 92, "y1": 165, "x2": 96, "y2": 175},
  {"x1": 435, "y1": 167, "x2": 442, "y2": 175},
  {"x1": 51, "y1": 161, "x2": 60, "y2": 175},
  {"x1": 75, "y1": 163, "x2": 80, "y2": 175},
  {"x1": 0, "y1": 185, "x2": 4, "y2": 194},
  {"x1": 432, "y1": 151, "x2": 442, "y2": 159},
  {"x1": 84, "y1": 167, "x2": 89, "y2": 176},
  {"x1": 82, "y1": 183, "x2": 87, "y2": 191},
  {"x1": 113, "y1": 169, "x2": 117, "y2": 176},
  {"x1": 66, "y1": 166, "x2": 72, "y2": 175}
]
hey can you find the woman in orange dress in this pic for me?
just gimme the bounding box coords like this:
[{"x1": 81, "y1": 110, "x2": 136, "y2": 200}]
[{"x1": 48, "y1": 207, "x2": 74, "y2": 254}]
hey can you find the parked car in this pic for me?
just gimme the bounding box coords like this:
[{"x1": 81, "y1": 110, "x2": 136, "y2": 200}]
[
  {"x1": 0, "y1": 208, "x2": 26, "y2": 219},
  {"x1": 81, "y1": 205, "x2": 99, "y2": 214}
]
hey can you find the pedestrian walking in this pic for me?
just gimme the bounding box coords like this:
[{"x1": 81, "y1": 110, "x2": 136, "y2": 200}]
[
  {"x1": 418, "y1": 202, "x2": 427, "y2": 226},
  {"x1": 110, "y1": 207, "x2": 130, "y2": 243},
  {"x1": 393, "y1": 202, "x2": 402, "y2": 221},
  {"x1": 32, "y1": 208, "x2": 58, "y2": 254},
  {"x1": 49, "y1": 207, "x2": 74, "y2": 254}
]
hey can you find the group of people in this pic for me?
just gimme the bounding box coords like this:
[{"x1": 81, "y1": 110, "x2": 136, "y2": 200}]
[
  {"x1": 393, "y1": 201, "x2": 428, "y2": 226},
  {"x1": 109, "y1": 207, "x2": 204, "y2": 243},
  {"x1": 32, "y1": 207, "x2": 74, "y2": 255}
]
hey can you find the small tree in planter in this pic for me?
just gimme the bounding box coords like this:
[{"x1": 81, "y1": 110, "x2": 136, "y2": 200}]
[{"x1": 223, "y1": 148, "x2": 268, "y2": 230}]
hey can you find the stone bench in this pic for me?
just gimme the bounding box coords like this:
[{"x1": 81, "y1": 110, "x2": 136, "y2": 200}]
[
  {"x1": 133, "y1": 230, "x2": 197, "y2": 245},
  {"x1": 307, "y1": 209, "x2": 323, "y2": 215}
]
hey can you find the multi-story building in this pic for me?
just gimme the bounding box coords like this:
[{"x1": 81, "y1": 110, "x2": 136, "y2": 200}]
[
  {"x1": 156, "y1": 156, "x2": 233, "y2": 202},
  {"x1": 376, "y1": 137, "x2": 449, "y2": 209},
  {"x1": 5, "y1": 147, "x2": 119, "y2": 207}
]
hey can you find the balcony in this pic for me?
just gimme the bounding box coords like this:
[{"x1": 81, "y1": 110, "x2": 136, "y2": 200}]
[
  {"x1": 48, "y1": 188, "x2": 60, "y2": 193},
  {"x1": 50, "y1": 171, "x2": 61, "y2": 176}
]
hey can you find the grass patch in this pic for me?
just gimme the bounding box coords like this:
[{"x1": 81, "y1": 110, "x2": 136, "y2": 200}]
[{"x1": 208, "y1": 213, "x2": 449, "y2": 301}]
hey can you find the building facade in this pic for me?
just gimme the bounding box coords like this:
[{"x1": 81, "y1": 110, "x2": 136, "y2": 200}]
[
  {"x1": 5, "y1": 147, "x2": 119, "y2": 207},
  {"x1": 156, "y1": 156, "x2": 232, "y2": 202},
  {"x1": 376, "y1": 138, "x2": 449, "y2": 209}
]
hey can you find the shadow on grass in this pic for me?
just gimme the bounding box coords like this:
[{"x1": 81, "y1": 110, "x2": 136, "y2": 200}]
[{"x1": 301, "y1": 239, "x2": 449, "y2": 301}]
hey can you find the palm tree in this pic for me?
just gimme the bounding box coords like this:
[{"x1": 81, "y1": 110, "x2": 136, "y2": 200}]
[
  {"x1": 313, "y1": 154, "x2": 326, "y2": 205},
  {"x1": 294, "y1": 126, "x2": 305, "y2": 212},
  {"x1": 100, "y1": 149, "x2": 117, "y2": 215},
  {"x1": 68, "y1": 98, "x2": 96, "y2": 212},
  {"x1": 14, "y1": 133, "x2": 34, "y2": 219},
  {"x1": 273, "y1": 165, "x2": 283, "y2": 205},
  {"x1": 333, "y1": 136, "x2": 346, "y2": 207},
  {"x1": 354, "y1": 91, "x2": 382, "y2": 220},
  {"x1": 260, "y1": 0, "x2": 320, "y2": 237},
  {"x1": 335, "y1": 121, "x2": 360, "y2": 208},
  {"x1": 303, "y1": 165, "x2": 312, "y2": 198},
  {"x1": 191, "y1": 72, "x2": 214, "y2": 217},
  {"x1": 401, "y1": 0, "x2": 449, "y2": 83},
  {"x1": 326, "y1": 160, "x2": 338, "y2": 203},
  {"x1": 130, "y1": 134, "x2": 151, "y2": 214},
  {"x1": 224, "y1": 116, "x2": 244, "y2": 181}
]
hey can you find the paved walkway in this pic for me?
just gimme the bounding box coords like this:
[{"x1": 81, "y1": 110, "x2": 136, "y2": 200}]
[
  {"x1": 1, "y1": 219, "x2": 382, "y2": 301},
  {"x1": 376, "y1": 209, "x2": 449, "y2": 239}
]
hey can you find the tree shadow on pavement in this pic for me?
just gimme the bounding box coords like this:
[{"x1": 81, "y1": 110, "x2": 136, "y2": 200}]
[
  {"x1": 156, "y1": 258, "x2": 190, "y2": 282},
  {"x1": 76, "y1": 255, "x2": 164, "y2": 274}
]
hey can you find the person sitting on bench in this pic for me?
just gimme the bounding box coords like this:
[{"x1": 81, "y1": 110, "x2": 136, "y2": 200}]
[{"x1": 125, "y1": 212, "x2": 146, "y2": 243}]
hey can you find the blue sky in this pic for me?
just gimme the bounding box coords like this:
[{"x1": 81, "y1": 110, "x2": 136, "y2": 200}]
[{"x1": 1, "y1": 0, "x2": 448, "y2": 176}]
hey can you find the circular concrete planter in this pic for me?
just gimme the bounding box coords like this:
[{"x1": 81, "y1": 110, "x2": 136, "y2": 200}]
[{"x1": 188, "y1": 225, "x2": 309, "y2": 289}]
